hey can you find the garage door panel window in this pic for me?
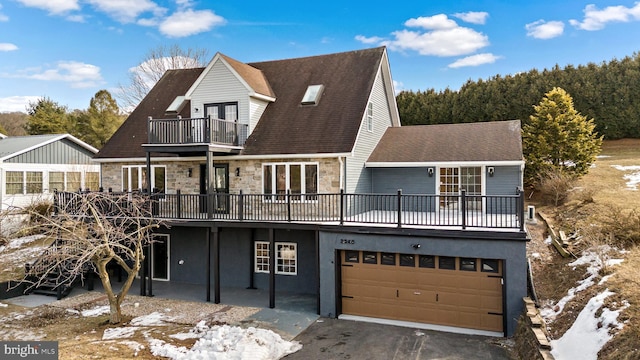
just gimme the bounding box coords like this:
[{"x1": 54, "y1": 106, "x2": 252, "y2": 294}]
[
  {"x1": 419, "y1": 255, "x2": 436, "y2": 268},
  {"x1": 438, "y1": 256, "x2": 456, "y2": 270},
  {"x1": 399, "y1": 254, "x2": 415, "y2": 267},
  {"x1": 481, "y1": 259, "x2": 500, "y2": 273},
  {"x1": 460, "y1": 258, "x2": 477, "y2": 272},
  {"x1": 363, "y1": 252, "x2": 377, "y2": 264},
  {"x1": 381, "y1": 253, "x2": 396, "y2": 266},
  {"x1": 345, "y1": 250, "x2": 359, "y2": 263},
  {"x1": 254, "y1": 241, "x2": 297, "y2": 275}
]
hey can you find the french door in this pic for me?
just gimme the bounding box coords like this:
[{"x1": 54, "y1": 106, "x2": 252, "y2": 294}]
[{"x1": 439, "y1": 167, "x2": 482, "y2": 210}]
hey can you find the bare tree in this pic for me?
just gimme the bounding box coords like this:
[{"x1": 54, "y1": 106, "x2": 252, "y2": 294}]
[
  {"x1": 22, "y1": 192, "x2": 162, "y2": 324},
  {"x1": 116, "y1": 45, "x2": 209, "y2": 111}
]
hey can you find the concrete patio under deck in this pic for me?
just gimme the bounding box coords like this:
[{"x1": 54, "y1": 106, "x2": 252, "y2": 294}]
[
  {"x1": 7, "y1": 278, "x2": 319, "y2": 339},
  {"x1": 108, "y1": 278, "x2": 320, "y2": 338}
]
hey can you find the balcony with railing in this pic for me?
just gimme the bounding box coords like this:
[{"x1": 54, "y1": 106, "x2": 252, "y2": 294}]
[
  {"x1": 145, "y1": 116, "x2": 249, "y2": 153},
  {"x1": 55, "y1": 189, "x2": 526, "y2": 232}
]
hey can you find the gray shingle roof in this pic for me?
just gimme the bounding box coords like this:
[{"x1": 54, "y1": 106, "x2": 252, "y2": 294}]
[
  {"x1": 96, "y1": 47, "x2": 386, "y2": 159},
  {"x1": 367, "y1": 120, "x2": 523, "y2": 164}
]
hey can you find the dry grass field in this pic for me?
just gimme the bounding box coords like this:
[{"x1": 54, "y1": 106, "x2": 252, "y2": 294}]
[{"x1": 531, "y1": 138, "x2": 640, "y2": 359}]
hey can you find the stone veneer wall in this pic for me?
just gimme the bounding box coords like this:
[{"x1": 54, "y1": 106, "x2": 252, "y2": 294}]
[{"x1": 101, "y1": 157, "x2": 342, "y2": 195}]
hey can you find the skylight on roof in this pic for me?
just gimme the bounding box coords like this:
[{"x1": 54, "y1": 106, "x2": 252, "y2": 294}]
[
  {"x1": 166, "y1": 96, "x2": 186, "y2": 114},
  {"x1": 301, "y1": 85, "x2": 324, "y2": 105}
]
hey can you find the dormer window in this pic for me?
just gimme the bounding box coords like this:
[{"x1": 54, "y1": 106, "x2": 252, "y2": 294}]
[{"x1": 301, "y1": 84, "x2": 324, "y2": 105}]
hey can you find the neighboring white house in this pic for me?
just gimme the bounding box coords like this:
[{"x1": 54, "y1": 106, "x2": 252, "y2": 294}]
[{"x1": 0, "y1": 134, "x2": 100, "y2": 210}]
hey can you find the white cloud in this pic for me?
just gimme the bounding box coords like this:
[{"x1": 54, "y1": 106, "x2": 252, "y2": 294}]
[
  {"x1": 393, "y1": 80, "x2": 404, "y2": 94},
  {"x1": 66, "y1": 14, "x2": 86, "y2": 22},
  {"x1": 388, "y1": 27, "x2": 489, "y2": 56},
  {"x1": 0, "y1": 43, "x2": 18, "y2": 51},
  {"x1": 453, "y1": 11, "x2": 489, "y2": 25},
  {"x1": 137, "y1": 17, "x2": 159, "y2": 27},
  {"x1": 526, "y1": 20, "x2": 565, "y2": 39},
  {"x1": 0, "y1": 4, "x2": 8, "y2": 21},
  {"x1": 159, "y1": 9, "x2": 226, "y2": 37},
  {"x1": 570, "y1": 3, "x2": 640, "y2": 31},
  {"x1": 23, "y1": 61, "x2": 104, "y2": 88},
  {"x1": 356, "y1": 14, "x2": 489, "y2": 57},
  {"x1": 15, "y1": 0, "x2": 79, "y2": 14},
  {"x1": 448, "y1": 53, "x2": 502, "y2": 68},
  {"x1": 0, "y1": 96, "x2": 41, "y2": 113},
  {"x1": 86, "y1": 0, "x2": 166, "y2": 23},
  {"x1": 175, "y1": 0, "x2": 194, "y2": 9},
  {"x1": 405, "y1": 14, "x2": 458, "y2": 30},
  {"x1": 354, "y1": 35, "x2": 385, "y2": 44}
]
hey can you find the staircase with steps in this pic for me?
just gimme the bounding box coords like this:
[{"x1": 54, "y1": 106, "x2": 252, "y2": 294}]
[{"x1": 24, "y1": 238, "x2": 93, "y2": 300}]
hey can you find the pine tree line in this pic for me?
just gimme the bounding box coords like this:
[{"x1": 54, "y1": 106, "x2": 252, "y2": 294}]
[{"x1": 397, "y1": 52, "x2": 640, "y2": 139}]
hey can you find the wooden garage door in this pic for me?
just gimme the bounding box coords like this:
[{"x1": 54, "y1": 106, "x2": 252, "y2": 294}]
[{"x1": 341, "y1": 251, "x2": 503, "y2": 333}]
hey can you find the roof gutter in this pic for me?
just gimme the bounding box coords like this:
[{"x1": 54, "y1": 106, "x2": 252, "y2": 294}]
[
  {"x1": 93, "y1": 152, "x2": 353, "y2": 163},
  {"x1": 365, "y1": 160, "x2": 525, "y2": 168}
]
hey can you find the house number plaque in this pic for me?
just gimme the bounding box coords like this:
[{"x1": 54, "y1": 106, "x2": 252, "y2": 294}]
[{"x1": 340, "y1": 238, "x2": 355, "y2": 244}]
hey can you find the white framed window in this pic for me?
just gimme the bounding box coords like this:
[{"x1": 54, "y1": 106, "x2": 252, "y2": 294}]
[
  {"x1": 122, "y1": 165, "x2": 166, "y2": 192},
  {"x1": 6, "y1": 171, "x2": 23, "y2": 195},
  {"x1": 254, "y1": 241, "x2": 297, "y2": 275},
  {"x1": 262, "y1": 162, "x2": 318, "y2": 202},
  {"x1": 255, "y1": 241, "x2": 270, "y2": 273},
  {"x1": 26, "y1": 172, "x2": 43, "y2": 194},
  {"x1": 67, "y1": 172, "x2": 81, "y2": 192},
  {"x1": 366, "y1": 101, "x2": 373, "y2": 132},
  {"x1": 85, "y1": 172, "x2": 100, "y2": 191},
  {"x1": 48, "y1": 172, "x2": 64, "y2": 192}
]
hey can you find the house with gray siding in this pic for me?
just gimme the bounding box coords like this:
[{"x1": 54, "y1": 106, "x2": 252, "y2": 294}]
[
  {"x1": 0, "y1": 134, "x2": 99, "y2": 210},
  {"x1": 84, "y1": 47, "x2": 528, "y2": 337}
]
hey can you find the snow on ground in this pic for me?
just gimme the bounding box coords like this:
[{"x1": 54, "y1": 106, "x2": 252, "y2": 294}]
[
  {"x1": 81, "y1": 305, "x2": 110, "y2": 317},
  {"x1": 87, "y1": 310, "x2": 301, "y2": 359},
  {"x1": 149, "y1": 324, "x2": 302, "y2": 360},
  {"x1": 5, "y1": 234, "x2": 46, "y2": 249},
  {"x1": 130, "y1": 311, "x2": 174, "y2": 326},
  {"x1": 0, "y1": 234, "x2": 50, "y2": 275},
  {"x1": 0, "y1": 302, "x2": 7, "y2": 307},
  {"x1": 102, "y1": 326, "x2": 139, "y2": 340},
  {"x1": 612, "y1": 165, "x2": 640, "y2": 190},
  {"x1": 550, "y1": 289, "x2": 629, "y2": 360},
  {"x1": 541, "y1": 246, "x2": 623, "y2": 321}
]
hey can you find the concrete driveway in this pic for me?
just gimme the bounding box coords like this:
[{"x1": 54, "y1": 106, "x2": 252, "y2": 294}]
[{"x1": 283, "y1": 318, "x2": 513, "y2": 360}]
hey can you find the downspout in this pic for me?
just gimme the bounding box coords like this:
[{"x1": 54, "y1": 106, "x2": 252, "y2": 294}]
[{"x1": 338, "y1": 156, "x2": 345, "y2": 191}]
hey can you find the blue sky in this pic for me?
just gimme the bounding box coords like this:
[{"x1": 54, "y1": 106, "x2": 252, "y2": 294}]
[{"x1": 1, "y1": 0, "x2": 640, "y2": 112}]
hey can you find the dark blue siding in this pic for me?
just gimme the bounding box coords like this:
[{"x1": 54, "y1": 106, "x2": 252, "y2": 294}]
[{"x1": 166, "y1": 226, "x2": 317, "y2": 295}]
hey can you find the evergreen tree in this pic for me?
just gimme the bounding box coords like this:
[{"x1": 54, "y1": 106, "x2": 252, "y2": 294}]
[
  {"x1": 25, "y1": 98, "x2": 70, "y2": 135},
  {"x1": 522, "y1": 87, "x2": 602, "y2": 185},
  {"x1": 77, "y1": 90, "x2": 124, "y2": 148}
]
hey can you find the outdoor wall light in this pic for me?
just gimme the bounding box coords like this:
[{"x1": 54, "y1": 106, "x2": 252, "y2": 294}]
[
  {"x1": 178, "y1": 260, "x2": 184, "y2": 265},
  {"x1": 487, "y1": 167, "x2": 495, "y2": 177},
  {"x1": 194, "y1": 107, "x2": 200, "y2": 113},
  {"x1": 187, "y1": 168, "x2": 193, "y2": 177},
  {"x1": 427, "y1": 168, "x2": 434, "y2": 177},
  {"x1": 412, "y1": 243, "x2": 421, "y2": 249},
  {"x1": 235, "y1": 167, "x2": 240, "y2": 177}
]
